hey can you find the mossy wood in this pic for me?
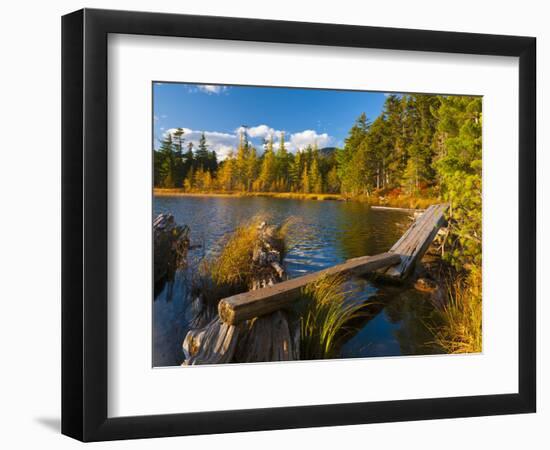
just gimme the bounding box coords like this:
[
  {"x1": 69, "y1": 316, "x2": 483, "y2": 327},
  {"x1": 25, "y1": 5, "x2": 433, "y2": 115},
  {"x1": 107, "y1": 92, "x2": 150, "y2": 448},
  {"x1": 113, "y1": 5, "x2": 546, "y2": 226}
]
[{"x1": 218, "y1": 252, "x2": 400, "y2": 325}]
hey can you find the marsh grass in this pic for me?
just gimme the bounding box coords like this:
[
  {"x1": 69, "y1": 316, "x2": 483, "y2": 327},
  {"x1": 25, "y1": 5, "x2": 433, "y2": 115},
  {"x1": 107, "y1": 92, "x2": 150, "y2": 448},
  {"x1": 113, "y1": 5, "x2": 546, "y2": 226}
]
[
  {"x1": 433, "y1": 269, "x2": 482, "y2": 354},
  {"x1": 191, "y1": 215, "x2": 294, "y2": 324},
  {"x1": 299, "y1": 275, "x2": 368, "y2": 360},
  {"x1": 207, "y1": 217, "x2": 264, "y2": 288}
]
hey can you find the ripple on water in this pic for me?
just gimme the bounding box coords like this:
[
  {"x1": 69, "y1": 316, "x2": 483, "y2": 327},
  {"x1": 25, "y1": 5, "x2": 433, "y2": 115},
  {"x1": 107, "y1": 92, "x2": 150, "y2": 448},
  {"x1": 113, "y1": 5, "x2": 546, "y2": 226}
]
[{"x1": 152, "y1": 196, "x2": 438, "y2": 366}]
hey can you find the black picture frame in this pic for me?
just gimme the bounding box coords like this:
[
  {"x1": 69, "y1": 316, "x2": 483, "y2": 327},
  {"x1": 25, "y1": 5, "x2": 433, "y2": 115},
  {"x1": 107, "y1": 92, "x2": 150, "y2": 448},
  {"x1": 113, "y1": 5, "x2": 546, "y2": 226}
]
[{"x1": 62, "y1": 8, "x2": 536, "y2": 442}]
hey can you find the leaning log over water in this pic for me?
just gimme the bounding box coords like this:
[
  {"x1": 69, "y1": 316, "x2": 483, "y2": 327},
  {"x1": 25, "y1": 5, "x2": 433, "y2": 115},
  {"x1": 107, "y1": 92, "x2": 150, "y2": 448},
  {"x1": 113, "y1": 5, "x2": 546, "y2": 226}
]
[
  {"x1": 378, "y1": 203, "x2": 449, "y2": 282},
  {"x1": 218, "y1": 252, "x2": 401, "y2": 325},
  {"x1": 153, "y1": 213, "x2": 190, "y2": 298}
]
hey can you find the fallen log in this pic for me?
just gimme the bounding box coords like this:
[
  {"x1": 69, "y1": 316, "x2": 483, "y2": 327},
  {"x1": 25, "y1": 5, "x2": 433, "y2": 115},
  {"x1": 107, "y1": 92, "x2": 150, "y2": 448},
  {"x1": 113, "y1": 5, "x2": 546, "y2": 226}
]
[
  {"x1": 378, "y1": 203, "x2": 449, "y2": 281},
  {"x1": 218, "y1": 252, "x2": 401, "y2": 325}
]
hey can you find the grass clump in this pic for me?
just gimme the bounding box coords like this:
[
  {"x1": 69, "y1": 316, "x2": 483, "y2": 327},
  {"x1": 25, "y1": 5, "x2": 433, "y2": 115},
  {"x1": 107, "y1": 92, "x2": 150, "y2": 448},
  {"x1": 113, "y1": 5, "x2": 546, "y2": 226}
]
[
  {"x1": 208, "y1": 217, "x2": 264, "y2": 288},
  {"x1": 192, "y1": 216, "x2": 293, "y2": 324},
  {"x1": 299, "y1": 275, "x2": 366, "y2": 360},
  {"x1": 433, "y1": 269, "x2": 482, "y2": 354}
]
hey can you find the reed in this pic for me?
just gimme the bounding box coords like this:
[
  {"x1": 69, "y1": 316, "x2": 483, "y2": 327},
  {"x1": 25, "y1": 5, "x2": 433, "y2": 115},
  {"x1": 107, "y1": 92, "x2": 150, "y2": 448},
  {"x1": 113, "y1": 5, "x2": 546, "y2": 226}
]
[
  {"x1": 299, "y1": 275, "x2": 366, "y2": 360},
  {"x1": 191, "y1": 216, "x2": 292, "y2": 325},
  {"x1": 207, "y1": 217, "x2": 264, "y2": 288},
  {"x1": 433, "y1": 268, "x2": 482, "y2": 354}
]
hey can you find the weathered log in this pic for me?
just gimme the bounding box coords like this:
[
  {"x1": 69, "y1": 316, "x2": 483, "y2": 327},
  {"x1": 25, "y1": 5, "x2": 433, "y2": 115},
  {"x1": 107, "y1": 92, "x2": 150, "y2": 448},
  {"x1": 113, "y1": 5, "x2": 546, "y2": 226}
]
[
  {"x1": 234, "y1": 310, "x2": 296, "y2": 363},
  {"x1": 378, "y1": 204, "x2": 449, "y2": 281},
  {"x1": 218, "y1": 252, "x2": 401, "y2": 325},
  {"x1": 182, "y1": 318, "x2": 241, "y2": 365}
]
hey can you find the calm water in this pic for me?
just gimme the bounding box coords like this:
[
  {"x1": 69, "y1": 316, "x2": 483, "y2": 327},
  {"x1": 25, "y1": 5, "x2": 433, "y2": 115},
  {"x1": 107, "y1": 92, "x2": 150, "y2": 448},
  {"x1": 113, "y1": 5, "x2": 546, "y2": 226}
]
[{"x1": 153, "y1": 196, "x2": 441, "y2": 366}]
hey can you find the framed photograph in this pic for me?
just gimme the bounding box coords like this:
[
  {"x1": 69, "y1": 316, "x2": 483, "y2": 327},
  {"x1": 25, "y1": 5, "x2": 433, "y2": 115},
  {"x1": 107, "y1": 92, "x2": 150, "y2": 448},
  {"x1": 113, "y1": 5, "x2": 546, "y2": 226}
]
[{"x1": 62, "y1": 8, "x2": 536, "y2": 441}]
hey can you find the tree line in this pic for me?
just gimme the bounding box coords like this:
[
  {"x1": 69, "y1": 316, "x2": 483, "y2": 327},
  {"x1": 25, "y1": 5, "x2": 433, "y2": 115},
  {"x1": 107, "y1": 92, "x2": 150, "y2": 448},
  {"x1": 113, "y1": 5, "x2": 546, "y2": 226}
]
[
  {"x1": 154, "y1": 93, "x2": 481, "y2": 266},
  {"x1": 154, "y1": 129, "x2": 218, "y2": 189}
]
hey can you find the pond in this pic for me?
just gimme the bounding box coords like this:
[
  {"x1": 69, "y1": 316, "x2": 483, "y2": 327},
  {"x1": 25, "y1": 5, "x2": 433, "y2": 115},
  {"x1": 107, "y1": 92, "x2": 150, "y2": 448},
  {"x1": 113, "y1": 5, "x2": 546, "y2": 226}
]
[{"x1": 153, "y1": 195, "x2": 442, "y2": 367}]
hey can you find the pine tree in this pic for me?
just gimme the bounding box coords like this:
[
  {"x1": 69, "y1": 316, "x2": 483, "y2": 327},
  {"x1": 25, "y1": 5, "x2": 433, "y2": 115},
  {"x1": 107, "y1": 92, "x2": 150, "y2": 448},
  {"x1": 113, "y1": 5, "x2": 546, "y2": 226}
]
[
  {"x1": 245, "y1": 146, "x2": 259, "y2": 191},
  {"x1": 184, "y1": 167, "x2": 195, "y2": 191},
  {"x1": 218, "y1": 152, "x2": 236, "y2": 191},
  {"x1": 433, "y1": 96, "x2": 482, "y2": 267},
  {"x1": 195, "y1": 132, "x2": 210, "y2": 170},
  {"x1": 301, "y1": 163, "x2": 310, "y2": 194},
  {"x1": 338, "y1": 112, "x2": 370, "y2": 194},
  {"x1": 259, "y1": 135, "x2": 276, "y2": 191},
  {"x1": 235, "y1": 129, "x2": 250, "y2": 191},
  {"x1": 207, "y1": 150, "x2": 218, "y2": 173},
  {"x1": 289, "y1": 150, "x2": 303, "y2": 192},
  {"x1": 183, "y1": 142, "x2": 194, "y2": 180},
  {"x1": 171, "y1": 128, "x2": 186, "y2": 186},
  {"x1": 326, "y1": 166, "x2": 340, "y2": 193},
  {"x1": 158, "y1": 133, "x2": 175, "y2": 188},
  {"x1": 309, "y1": 150, "x2": 323, "y2": 193},
  {"x1": 275, "y1": 132, "x2": 290, "y2": 191}
]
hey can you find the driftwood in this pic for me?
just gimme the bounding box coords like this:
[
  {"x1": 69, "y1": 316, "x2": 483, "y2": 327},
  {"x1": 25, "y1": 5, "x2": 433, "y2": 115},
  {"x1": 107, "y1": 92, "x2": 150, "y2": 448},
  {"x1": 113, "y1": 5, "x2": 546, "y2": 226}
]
[
  {"x1": 234, "y1": 310, "x2": 299, "y2": 363},
  {"x1": 218, "y1": 252, "x2": 400, "y2": 325},
  {"x1": 378, "y1": 204, "x2": 449, "y2": 281},
  {"x1": 182, "y1": 221, "x2": 296, "y2": 365},
  {"x1": 153, "y1": 213, "x2": 190, "y2": 298},
  {"x1": 182, "y1": 318, "x2": 241, "y2": 365}
]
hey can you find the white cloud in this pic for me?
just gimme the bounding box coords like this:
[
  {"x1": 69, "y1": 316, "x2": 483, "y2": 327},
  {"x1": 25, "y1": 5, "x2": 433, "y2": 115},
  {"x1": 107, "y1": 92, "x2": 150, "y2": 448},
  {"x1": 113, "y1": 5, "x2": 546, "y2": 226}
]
[
  {"x1": 289, "y1": 129, "x2": 332, "y2": 151},
  {"x1": 196, "y1": 85, "x2": 227, "y2": 95},
  {"x1": 163, "y1": 125, "x2": 334, "y2": 160},
  {"x1": 235, "y1": 124, "x2": 278, "y2": 140}
]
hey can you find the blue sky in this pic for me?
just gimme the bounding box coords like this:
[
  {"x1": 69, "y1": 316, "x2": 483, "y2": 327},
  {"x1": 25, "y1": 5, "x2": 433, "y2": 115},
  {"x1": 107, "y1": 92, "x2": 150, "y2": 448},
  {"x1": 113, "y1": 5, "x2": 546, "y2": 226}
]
[{"x1": 153, "y1": 82, "x2": 388, "y2": 159}]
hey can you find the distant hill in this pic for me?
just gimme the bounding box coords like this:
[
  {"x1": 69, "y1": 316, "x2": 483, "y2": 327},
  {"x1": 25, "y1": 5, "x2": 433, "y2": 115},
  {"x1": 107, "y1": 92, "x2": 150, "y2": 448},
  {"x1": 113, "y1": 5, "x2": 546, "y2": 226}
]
[{"x1": 319, "y1": 147, "x2": 338, "y2": 157}]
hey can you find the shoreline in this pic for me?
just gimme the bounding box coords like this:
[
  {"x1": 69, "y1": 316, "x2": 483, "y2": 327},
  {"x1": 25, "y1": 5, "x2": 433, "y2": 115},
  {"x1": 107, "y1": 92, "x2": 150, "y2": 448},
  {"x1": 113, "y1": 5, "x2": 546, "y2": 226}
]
[{"x1": 153, "y1": 189, "x2": 438, "y2": 210}]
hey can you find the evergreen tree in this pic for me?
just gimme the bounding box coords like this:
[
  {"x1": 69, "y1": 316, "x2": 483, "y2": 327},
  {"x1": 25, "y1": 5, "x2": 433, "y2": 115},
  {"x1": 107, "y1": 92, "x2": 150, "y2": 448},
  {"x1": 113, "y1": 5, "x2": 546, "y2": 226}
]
[
  {"x1": 246, "y1": 147, "x2": 259, "y2": 191},
  {"x1": 326, "y1": 165, "x2": 340, "y2": 193},
  {"x1": 301, "y1": 163, "x2": 310, "y2": 194},
  {"x1": 289, "y1": 150, "x2": 303, "y2": 192},
  {"x1": 218, "y1": 151, "x2": 236, "y2": 191},
  {"x1": 158, "y1": 133, "x2": 176, "y2": 188},
  {"x1": 207, "y1": 150, "x2": 218, "y2": 173},
  {"x1": 433, "y1": 96, "x2": 482, "y2": 267},
  {"x1": 309, "y1": 156, "x2": 323, "y2": 193},
  {"x1": 184, "y1": 167, "x2": 195, "y2": 191},
  {"x1": 183, "y1": 142, "x2": 194, "y2": 179},
  {"x1": 275, "y1": 132, "x2": 290, "y2": 191},
  {"x1": 235, "y1": 129, "x2": 250, "y2": 190},
  {"x1": 259, "y1": 135, "x2": 277, "y2": 191},
  {"x1": 338, "y1": 112, "x2": 370, "y2": 194},
  {"x1": 195, "y1": 132, "x2": 210, "y2": 170}
]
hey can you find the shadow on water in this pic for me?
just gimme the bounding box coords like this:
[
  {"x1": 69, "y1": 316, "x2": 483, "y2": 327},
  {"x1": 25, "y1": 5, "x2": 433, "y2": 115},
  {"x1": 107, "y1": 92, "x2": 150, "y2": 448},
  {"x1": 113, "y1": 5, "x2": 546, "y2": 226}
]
[
  {"x1": 340, "y1": 283, "x2": 444, "y2": 358},
  {"x1": 153, "y1": 196, "x2": 441, "y2": 366}
]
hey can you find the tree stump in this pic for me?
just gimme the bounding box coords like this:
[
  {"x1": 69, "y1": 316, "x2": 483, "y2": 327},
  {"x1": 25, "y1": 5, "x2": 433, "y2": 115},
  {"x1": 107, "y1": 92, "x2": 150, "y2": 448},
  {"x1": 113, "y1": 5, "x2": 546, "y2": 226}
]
[
  {"x1": 182, "y1": 221, "x2": 297, "y2": 365},
  {"x1": 153, "y1": 213, "x2": 190, "y2": 298}
]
